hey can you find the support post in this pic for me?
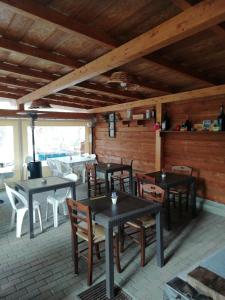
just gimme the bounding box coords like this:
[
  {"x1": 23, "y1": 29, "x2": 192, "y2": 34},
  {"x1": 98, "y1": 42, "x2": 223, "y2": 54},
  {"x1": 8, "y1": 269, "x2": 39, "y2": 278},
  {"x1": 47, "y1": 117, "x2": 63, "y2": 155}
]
[{"x1": 155, "y1": 103, "x2": 162, "y2": 171}]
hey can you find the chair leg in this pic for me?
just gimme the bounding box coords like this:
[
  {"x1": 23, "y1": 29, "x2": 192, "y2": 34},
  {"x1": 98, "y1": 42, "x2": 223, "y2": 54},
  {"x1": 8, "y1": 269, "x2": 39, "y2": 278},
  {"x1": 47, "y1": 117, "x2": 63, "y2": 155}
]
[
  {"x1": 87, "y1": 243, "x2": 93, "y2": 286},
  {"x1": 62, "y1": 202, "x2": 68, "y2": 216},
  {"x1": 119, "y1": 224, "x2": 125, "y2": 253},
  {"x1": 94, "y1": 243, "x2": 101, "y2": 260},
  {"x1": 46, "y1": 202, "x2": 49, "y2": 221},
  {"x1": 186, "y1": 192, "x2": 189, "y2": 211},
  {"x1": 10, "y1": 209, "x2": 16, "y2": 230},
  {"x1": 140, "y1": 227, "x2": 146, "y2": 267},
  {"x1": 36, "y1": 207, "x2": 43, "y2": 233},
  {"x1": 114, "y1": 234, "x2": 121, "y2": 273},
  {"x1": 178, "y1": 192, "x2": 182, "y2": 216},
  {"x1": 33, "y1": 209, "x2": 36, "y2": 223},
  {"x1": 73, "y1": 234, "x2": 79, "y2": 274},
  {"x1": 16, "y1": 210, "x2": 27, "y2": 238},
  {"x1": 53, "y1": 202, "x2": 59, "y2": 228}
]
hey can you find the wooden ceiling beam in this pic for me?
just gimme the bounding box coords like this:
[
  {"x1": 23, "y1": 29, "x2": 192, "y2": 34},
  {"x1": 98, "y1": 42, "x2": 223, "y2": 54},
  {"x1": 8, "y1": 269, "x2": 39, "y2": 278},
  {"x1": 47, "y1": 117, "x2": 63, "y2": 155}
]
[
  {"x1": 171, "y1": 0, "x2": 225, "y2": 39},
  {"x1": 0, "y1": 0, "x2": 217, "y2": 90},
  {"x1": 0, "y1": 63, "x2": 138, "y2": 101},
  {"x1": 0, "y1": 34, "x2": 169, "y2": 95},
  {"x1": 0, "y1": 109, "x2": 92, "y2": 119},
  {"x1": 0, "y1": 86, "x2": 97, "y2": 109},
  {"x1": 16, "y1": 0, "x2": 225, "y2": 104},
  {"x1": 88, "y1": 83, "x2": 225, "y2": 113}
]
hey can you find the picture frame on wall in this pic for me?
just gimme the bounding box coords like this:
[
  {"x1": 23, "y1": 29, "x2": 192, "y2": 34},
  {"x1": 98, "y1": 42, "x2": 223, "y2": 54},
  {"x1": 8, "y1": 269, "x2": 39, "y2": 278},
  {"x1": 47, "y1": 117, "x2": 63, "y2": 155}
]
[{"x1": 108, "y1": 112, "x2": 116, "y2": 138}]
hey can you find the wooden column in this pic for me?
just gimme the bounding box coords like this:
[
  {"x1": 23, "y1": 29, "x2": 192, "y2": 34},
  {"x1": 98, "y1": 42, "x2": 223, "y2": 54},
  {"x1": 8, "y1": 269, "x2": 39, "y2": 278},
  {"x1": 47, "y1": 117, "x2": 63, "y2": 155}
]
[{"x1": 155, "y1": 103, "x2": 162, "y2": 171}]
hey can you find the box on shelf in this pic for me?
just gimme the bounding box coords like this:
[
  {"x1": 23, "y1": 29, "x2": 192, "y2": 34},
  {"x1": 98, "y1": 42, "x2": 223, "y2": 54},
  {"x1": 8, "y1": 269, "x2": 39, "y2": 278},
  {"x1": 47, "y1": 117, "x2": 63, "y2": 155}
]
[{"x1": 132, "y1": 114, "x2": 144, "y2": 120}]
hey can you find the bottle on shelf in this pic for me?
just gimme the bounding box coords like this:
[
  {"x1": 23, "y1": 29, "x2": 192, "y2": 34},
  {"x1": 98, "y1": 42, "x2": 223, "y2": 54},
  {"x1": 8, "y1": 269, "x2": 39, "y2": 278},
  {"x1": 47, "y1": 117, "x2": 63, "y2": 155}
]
[
  {"x1": 161, "y1": 111, "x2": 170, "y2": 131},
  {"x1": 217, "y1": 104, "x2": 225, "y2": 131}
]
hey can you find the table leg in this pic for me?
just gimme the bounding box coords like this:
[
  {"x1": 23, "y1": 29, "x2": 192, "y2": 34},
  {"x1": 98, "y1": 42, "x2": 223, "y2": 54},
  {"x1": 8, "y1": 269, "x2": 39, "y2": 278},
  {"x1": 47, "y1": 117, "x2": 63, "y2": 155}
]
[
  {"x1": 165, "y1": 188, "x2": 171, "y2": 231},
  {"x1": 71, "y1": 182, "x2": 76, "y2": 199},
  {"x1": 28, "y1": 192, "x2": 34, "y2": 239},
  {"x1": 190, "y1": 179, "x2": 196, "y2": 218},
  {"x1": 105, "y1": 225, "x2": 114, "y2": 299},
  {"x1": 156, "y1": 210, "x2": 164, "y2": 267},
  {"x1": 129, "y1": 168, "x2": 133, "y2": 195}
]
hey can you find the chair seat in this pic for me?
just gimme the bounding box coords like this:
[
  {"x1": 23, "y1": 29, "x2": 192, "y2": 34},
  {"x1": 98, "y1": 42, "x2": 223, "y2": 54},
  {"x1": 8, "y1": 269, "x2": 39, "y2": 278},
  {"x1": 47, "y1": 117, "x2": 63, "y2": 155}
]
[
  {"x1": 77, "y1": 221, "x2": 107, "y2": 243},
  {"x1": 170, "y1": 186, "x2": 188, "y2": 194},
  {"x1": 16, "y1": 200, "x2": 40, "y2": 210},
  {"x1": 47, "y1": 195, "x2": 66, "y2": 204},
  {"x1": 127, "y1": 215, "x2": 155, "y2": 229},
  {"x1": 112, "y1": 173, "x2": 129, "y2": 180},
  {"x1": 90, "y1": 178, "x2": 105, "y2": 185}
]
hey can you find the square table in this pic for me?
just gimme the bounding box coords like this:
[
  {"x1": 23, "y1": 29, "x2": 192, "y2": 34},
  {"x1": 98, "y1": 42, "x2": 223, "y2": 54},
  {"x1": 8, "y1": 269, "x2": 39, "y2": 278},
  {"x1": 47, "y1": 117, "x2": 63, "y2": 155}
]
[
  {"x1": 96, "y1": 163, "x2": 133, "y2": 195},
  {"x1": 15, "y1": 176, "x2": 76, "y2": 239},
  {"x1": 145, "y1": 171, "x2": 196, "y2": 230},
  {"x1": 81, "y1": 191, "x2": 164, "y2": 299}
]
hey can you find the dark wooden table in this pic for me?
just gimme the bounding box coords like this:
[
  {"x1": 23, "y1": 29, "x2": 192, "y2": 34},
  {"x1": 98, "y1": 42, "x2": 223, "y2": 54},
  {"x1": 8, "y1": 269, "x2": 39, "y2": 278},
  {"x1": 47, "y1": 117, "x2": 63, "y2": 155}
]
[
  {"x1": 96, "y1": 162, "x2": 133, "y2": 195},
  {"x1": 15, "y1": 176, "x2": 76, "y2": 239},
  {"x1": 145, "y1": 171, "x2": 196, "y2": 230},
  {"x1": 81, "y1": 192, "x2": 164, "y2": 299}
]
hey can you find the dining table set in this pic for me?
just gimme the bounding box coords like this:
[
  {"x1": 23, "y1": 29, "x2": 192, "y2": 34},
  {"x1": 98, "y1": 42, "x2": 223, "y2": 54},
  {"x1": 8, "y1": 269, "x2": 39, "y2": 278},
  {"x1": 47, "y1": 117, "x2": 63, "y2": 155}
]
[{"x1": 10, "y1": 160, "x2": 196, "y2": 299}]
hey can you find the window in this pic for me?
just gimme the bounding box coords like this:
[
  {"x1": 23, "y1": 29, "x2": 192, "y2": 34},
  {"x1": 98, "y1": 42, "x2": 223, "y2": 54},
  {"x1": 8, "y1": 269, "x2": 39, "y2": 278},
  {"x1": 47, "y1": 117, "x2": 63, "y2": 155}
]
[
  {"x1": 0, "y1": 126, "x2": 14, "y2": 165},
  {"x1": 27, "y1": 126, "x2": 86, "y2": 161}
]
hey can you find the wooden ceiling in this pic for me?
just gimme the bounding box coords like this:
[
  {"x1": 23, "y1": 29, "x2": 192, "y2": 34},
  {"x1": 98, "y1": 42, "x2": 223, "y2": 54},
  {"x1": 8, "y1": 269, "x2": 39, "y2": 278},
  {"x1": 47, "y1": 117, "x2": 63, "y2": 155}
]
[{"x1": 0, "y1": 0, "x2": 225, "y2": 113}]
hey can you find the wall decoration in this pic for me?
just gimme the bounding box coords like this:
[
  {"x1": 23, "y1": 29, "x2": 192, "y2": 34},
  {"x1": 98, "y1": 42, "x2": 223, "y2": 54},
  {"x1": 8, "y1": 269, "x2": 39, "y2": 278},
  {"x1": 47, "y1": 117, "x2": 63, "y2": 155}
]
[{"x1": 108, "y1": 112, "x2": 116, "y2": 138}]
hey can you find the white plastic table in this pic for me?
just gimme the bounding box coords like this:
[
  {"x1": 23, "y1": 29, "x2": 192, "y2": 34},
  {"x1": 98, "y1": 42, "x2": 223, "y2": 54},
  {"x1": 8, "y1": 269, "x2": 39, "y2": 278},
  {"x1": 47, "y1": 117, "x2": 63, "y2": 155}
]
[{"x1": 52, "y1": 155, "x2": 97, "y2": 183}]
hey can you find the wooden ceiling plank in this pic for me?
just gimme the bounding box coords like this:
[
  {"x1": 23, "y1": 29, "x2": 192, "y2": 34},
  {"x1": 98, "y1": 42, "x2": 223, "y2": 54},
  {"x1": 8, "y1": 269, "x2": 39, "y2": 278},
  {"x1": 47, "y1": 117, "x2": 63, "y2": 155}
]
[
  {"x1": 0, "y1": 76, "x2": 122, "y2": 104},
  {"x1": 0, "y1": 63, "x2": 138, "y2": 101},
  {"x1": 0, "y1": 0, "x2": 184, "y2": 95},
  {"x1": 16, "y1": 0, "x2": 225, "y2": 104},
  {"x1": 88, "y1": 83, "x2": 225, "y2": 113},
  {"x1": 0, "y1": 85, "x2": 98, "y2": 108},
  {"x1": 0, "y1": 0, "x2": 117, "y2": 48}
]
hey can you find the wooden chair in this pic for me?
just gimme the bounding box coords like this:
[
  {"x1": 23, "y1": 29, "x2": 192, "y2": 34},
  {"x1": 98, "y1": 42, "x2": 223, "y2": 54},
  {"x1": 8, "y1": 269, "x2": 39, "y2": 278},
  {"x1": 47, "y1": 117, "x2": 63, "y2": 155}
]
[
  {"x1": 85, "y1": 163, "x2": 105, "y2": 198},
  {"x1": 111, "y1": 158, "x2": 133, "y2": 192},
  {"x1": 121, "y1": 173, "x2": 164, "y2": 267},
  {"x1": 170, "y1": 165, "x2": 193, "y2": 212},
  {"x1": 66, "y1": 199, "x2": 121, "y2": 286}
]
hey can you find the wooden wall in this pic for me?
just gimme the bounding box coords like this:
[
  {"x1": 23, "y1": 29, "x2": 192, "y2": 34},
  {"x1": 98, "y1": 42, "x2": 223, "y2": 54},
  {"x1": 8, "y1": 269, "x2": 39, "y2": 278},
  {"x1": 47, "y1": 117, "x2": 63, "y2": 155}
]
[
  {"x1": 94, "y1": 109, "x2": 156, "y2": 173},
  {"x1": 164, "y1": 98, "x2": 225, "y2": 204},
  {"x1": 94, "y1": 99, "x2": 225, "y2": 203}
]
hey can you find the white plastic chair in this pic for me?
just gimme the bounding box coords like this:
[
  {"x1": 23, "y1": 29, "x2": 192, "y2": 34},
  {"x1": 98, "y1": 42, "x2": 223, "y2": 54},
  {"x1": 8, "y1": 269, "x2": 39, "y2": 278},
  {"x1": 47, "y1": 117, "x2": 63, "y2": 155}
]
[
  {"x1": 47, "y1": 159, "x2": 61, "y2": 177},
  {"x1": 46, "y1": 174, "x2": 77, "y2": 228},
  {"x1": 5, "y1": 183, "x2": 43, "y2": 238}
]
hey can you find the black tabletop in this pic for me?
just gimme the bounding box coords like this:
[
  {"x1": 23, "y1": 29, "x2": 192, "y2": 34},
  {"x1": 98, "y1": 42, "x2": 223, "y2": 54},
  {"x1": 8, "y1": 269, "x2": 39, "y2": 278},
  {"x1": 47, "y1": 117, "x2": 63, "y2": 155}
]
[
  {"x1": 80, "y1": 192, "x2": 161, "y2": 225},
  {"x1": 15, "y1": 176, "x2": 74, "y2": 192},
  {"x1": 96, "y1": 163, "x2": 131, "y2": 173},
  {"x1": 145, "y1": 171, "x2": 195, "y2": 188}
]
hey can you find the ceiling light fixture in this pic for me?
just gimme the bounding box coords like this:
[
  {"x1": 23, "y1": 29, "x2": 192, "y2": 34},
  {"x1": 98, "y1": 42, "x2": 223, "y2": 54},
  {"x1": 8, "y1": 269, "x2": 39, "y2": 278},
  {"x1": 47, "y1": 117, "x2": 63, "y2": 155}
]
[
  {"x1": 28, "y1": 99, "x2": 52, "y2": 109},
  {"x1": 107, "y1": 71, "x2": 129, "y2": 89}
]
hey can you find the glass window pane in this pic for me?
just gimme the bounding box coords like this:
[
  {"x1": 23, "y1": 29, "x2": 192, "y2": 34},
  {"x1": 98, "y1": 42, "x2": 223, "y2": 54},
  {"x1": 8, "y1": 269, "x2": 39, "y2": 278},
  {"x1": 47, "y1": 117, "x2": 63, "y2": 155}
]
[
  {"x1": 27, "y1": 126, "x2": 86, "y2": 161},
  {"x1": 0, "y1": 126, "x2": 14, "y2": 165}
]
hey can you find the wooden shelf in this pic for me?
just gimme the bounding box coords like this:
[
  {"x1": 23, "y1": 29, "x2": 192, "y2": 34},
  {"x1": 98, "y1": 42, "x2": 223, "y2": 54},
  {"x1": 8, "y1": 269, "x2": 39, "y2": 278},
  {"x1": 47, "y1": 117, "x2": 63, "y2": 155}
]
[
  {"x1": 160, "y1": 130, "x2": 225, "y2": 136},
  {"x1": 122, "y1": 119, "x2": 152, "y2": 127}
]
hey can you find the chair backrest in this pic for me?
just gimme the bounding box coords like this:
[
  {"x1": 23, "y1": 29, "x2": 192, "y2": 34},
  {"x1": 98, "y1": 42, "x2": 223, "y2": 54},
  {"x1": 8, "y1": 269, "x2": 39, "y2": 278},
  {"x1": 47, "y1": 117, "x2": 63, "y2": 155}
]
[
  {"x1": 66, "y1": 199, "x2": 93, "y2": 242},
  {"x1": 136, "y1": 173, "x2": 164, "y2": 203},
  {"x1": 86, "y1": 163, "x2": 97, "y2": 181},
  {"x1": 5, "y1": 183, "x2": 28, "y2": 210},
  {"x1": 47, "y1": 159, "x2": 60, "y2": 176},
  {"x1": 171, "y1": 165, "x2": 192, "y2": 176}
]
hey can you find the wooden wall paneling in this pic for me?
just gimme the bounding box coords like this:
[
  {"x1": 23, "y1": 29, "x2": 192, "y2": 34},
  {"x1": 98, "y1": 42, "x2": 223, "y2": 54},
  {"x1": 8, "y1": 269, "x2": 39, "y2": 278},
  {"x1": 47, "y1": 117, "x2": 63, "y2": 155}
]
[
  {"x1": 94, "y1": 108, "x2": 156, "y2": 174},
  {"x1": 163, "y1": 98, "x2": 225, "y2": 203}
]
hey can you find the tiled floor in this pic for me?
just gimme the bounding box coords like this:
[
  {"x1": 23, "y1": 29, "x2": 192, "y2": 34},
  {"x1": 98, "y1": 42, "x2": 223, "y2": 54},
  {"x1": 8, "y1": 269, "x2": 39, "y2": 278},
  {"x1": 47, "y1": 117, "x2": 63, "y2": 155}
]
[{"x1": 1, "y1": 184, "x2": 225, "y2": 300}]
